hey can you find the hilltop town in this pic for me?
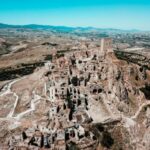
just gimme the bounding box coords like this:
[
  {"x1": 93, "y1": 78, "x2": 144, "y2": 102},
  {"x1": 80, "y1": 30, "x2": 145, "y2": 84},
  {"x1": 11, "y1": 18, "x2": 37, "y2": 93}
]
[{"x1": 0, "y1": 27, "x2": 150, "y2": 150}]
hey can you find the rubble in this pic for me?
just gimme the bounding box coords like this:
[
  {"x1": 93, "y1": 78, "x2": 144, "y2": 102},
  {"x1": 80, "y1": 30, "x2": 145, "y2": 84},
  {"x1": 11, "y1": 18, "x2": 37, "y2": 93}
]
[{"x1": 0, "y1": 35, "x2": 150, "y2": 150}]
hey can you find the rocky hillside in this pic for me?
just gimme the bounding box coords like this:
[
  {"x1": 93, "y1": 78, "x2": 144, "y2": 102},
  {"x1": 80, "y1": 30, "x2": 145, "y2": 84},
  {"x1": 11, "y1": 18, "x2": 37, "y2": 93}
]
[{"x1": 0, "y1": 35, "x2": 149, "y2": 149}]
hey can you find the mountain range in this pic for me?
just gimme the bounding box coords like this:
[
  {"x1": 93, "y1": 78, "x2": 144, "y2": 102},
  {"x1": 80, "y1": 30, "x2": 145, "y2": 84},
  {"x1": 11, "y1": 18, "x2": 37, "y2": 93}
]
[{"x1": 0, "y1": 23, "x2": 142, "y2": 33}]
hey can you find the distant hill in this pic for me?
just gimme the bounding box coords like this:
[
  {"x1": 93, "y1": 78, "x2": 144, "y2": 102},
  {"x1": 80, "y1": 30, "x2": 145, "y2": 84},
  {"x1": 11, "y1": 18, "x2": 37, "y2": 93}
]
[{"x1": 0, "y1": 23, "x2": 141, "y2": 33}]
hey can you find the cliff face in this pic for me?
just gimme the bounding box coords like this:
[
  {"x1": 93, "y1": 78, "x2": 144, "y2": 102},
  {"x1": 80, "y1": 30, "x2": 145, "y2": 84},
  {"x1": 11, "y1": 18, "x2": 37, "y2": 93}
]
[{"x1": 92, "y1": 50, "x2": 150, "y2": 150}]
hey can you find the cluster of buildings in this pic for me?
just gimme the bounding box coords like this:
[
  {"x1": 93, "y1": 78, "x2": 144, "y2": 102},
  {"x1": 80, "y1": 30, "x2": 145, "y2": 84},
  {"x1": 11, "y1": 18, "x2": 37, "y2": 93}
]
[{"x1": 7, "y1": 38, "x2": 113, "y2": 149}]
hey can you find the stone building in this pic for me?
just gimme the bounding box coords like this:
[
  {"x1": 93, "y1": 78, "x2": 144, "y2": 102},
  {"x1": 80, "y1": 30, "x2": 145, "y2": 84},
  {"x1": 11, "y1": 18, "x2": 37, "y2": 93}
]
[{"x1": 100, "y1": 38, "x2": 113, "y2": 54}]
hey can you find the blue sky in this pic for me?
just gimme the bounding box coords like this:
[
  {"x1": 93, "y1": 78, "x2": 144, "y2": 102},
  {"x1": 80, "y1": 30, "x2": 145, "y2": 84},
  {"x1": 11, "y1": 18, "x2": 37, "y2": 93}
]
[{"x1": 0, "y1": 0, "x2": 150, "y2": 30}]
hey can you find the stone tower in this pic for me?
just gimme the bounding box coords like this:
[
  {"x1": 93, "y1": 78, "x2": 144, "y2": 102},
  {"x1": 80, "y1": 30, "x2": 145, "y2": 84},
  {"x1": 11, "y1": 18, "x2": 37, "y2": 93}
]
[{"x1": 100, "y1": 38, "x2": 113, "y2": 54}]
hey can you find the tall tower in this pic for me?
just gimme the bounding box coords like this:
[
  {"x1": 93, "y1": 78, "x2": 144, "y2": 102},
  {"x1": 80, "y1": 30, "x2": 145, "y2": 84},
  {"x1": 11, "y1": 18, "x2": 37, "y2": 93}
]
[{"x1": 100, "y1": 38, "x2": 113, "y2": 54}]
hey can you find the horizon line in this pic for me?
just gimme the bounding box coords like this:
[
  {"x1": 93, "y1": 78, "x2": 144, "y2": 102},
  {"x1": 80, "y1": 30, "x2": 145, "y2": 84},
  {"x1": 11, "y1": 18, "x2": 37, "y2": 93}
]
[{"x1": 0, "y1": 22, "x2": 149, "y2": 32}]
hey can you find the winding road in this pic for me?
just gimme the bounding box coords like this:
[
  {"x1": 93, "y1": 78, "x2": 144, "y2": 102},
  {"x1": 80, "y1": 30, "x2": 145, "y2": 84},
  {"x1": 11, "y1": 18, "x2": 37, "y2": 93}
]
[{"x1": 0, "y1": 77, "x2": 43, "y2": 120}]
